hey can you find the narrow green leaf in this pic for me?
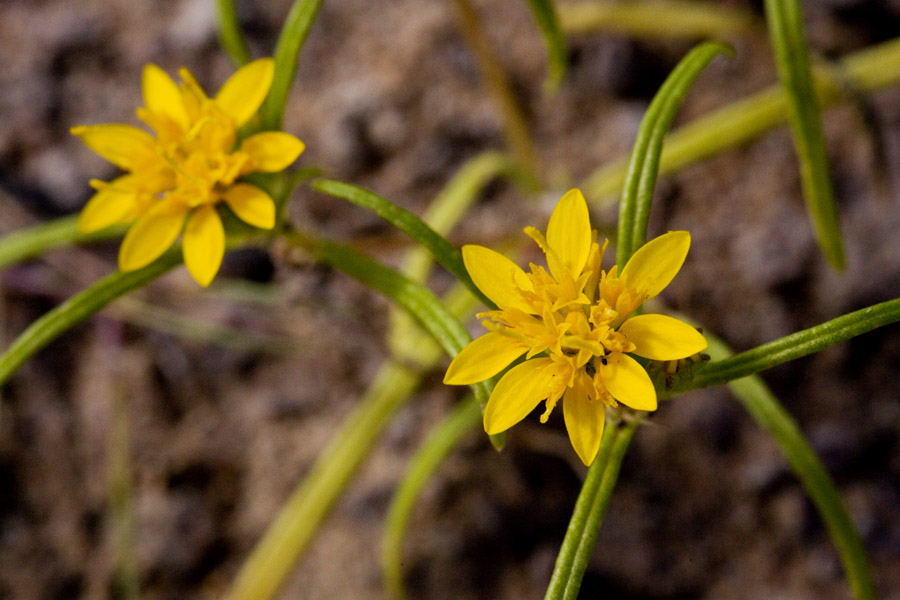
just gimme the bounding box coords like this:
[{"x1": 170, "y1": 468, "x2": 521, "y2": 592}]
[
  {"x1": 668, "y1": 298, "x2": 900, "y2": 393},
  {"x1": 523, "y1": 0, "x2": 568, "y2": 92},
  {"x1": 284, "y1": 228, "x2": 492, "y2": 407},
  {"x1": 261, "y1": 0, "x2": 324, "y2": 130},
  {"x1": 583, "y1": 37, "x2": 900, "y2": 203},
  {"x1": 227, "y1": 279, "x2": 483, "y2": 600},
  {"x1": 312, "y1": 179, "x2": 495, "y2": 309},
  {"x1": 382, "y1": 397, "x2": 482, "y2": 600},
  {"x1": 0, "y1": 216, "x2": 124, "y2": 271},
  {"x1": 215, "y1": 0, "x2": 252, "y2": 66},
  {"x1": 0, "y1": 251, "x2": 180, "y2": 387},
  {"x1": 704, "y1": 331, "x2": 876, "y2": 600},
  {"x1": 451, "y1": 0, "x2": 540, "y2": 181},
  {"x1": 617, "y1": 41, "x2": 731, "y2": 265},
  {"x1": 559, "y1": 0, "x2": 756, "y2": 38},
  {"x1": 415, "y1": 152, "x2": 530, "y2": 248},
  {"x1": 108, "y1": 384, "x2": 139, "y2": 600},
  {"x1": 764, "y1": 0, "x2": 845, "y2": 269},
  {"x1": 382, "y1": 152, "x2": 517, "y2": 448},
  {"x1": 226, "y1": 359, "x2": 429, "y2": 600},
  {"x1": 395, "y1": 151, "x2": 524, "y2": 285},
  {"x1": 544, "y1": 419, "x2": 638, "y2": 600},
  {"x1": 228, "y1": 183, "x2": 491, "y2": 599},
  {"x1": 109, "y1": 297, "x2": 301, "y2": 355},
  {"x1": 234, "y1": 155, "x2": 518, "y2": 600}
]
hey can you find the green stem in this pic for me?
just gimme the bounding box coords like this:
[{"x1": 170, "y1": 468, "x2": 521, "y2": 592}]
[
  {"x1": 544, "y1": 423, "x2": 634, "y2": 600},
  {"x1": 261, "y1": 0, "x2": 325, "y2": 130},
  {"x1": 450, "y1": 0, "x2": 540, "y2": 181},
  {"x1": 562, "y1": 419, "x2": 637, "y2": 599},
  {"x1": 703, "y1": 333, "x2": 877, "y2": 600},
  {"x1": 0, "y1": 216, "x2": 123, "y2": 271},
  {"x1": 584, "y1": 36, "x2": 900, "y2": 201},
  {"x1": 382, "y1": 397, "x2": 482, "y2": 600},
  {"x1": 0, "y1": 251, "x2": 180, "y2": 387},
  {"x1": 215, "y1": 0, "x2": 252, "y2": 66},
  {"x1": 764, "y1": 0, "x2": 844, "y2": 269},
  {"x1": 671, "y1": 298, "x2": 900, "y2": 393}
]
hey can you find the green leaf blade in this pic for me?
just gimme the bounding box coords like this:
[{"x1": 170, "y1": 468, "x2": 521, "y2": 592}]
[
  {"x1": 382, "y1": 398, "x2": 482, "y2": 600},
  {"x1": 678, "y1": 298, "x2": 900, "y2": 391},
  {"x1": 0, "y1": 251, "x2": 180, "y2": 387},
  {"x1": 312, "y1": 179, "x2": 495, "y2": 309},
  {"x1": 285, "y1": 229, "x2": 492, "y2": 407},
  {"x1": 617, "y1": 41, "x2": 732, "y2": 265},
  {"x1": 583, "y1": 37, "x2": 900, "y2": 204},
  {"x1": 523, "y1": 0, "x2": 568, "y2": 92},
  {"x1": 703, "y1": 332, "x2": 876, "y2": 600},
  {"x1": 0, "y1": 216, "x2": 124, "y2": 271},
  {"x1": 764, "y1": 0, "x2": 845, "y2": 269},
  {"x1": 215, "y1": 0, "x2": 252, "y2": 67}
]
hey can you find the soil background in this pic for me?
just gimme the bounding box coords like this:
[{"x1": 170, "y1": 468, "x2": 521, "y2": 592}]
[{"x1": 1, "y1": 0, "x2": 899, "y2": 599}]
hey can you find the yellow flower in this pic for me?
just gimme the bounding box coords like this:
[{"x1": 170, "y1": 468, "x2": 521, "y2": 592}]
[
  {"x1": 72, "y1": 58, "x2": 305, "y2": 286},
  {"x1": 444, "y1": 189, "x2": 707, "y2": 465}
]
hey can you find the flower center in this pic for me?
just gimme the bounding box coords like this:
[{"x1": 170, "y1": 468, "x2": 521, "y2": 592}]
[
  {"x1": 148, "y1": 102, "x2": 249, "y2": 209},
  {"x1": 480, "y1": 248, "x2": 642, "y2": 424}
]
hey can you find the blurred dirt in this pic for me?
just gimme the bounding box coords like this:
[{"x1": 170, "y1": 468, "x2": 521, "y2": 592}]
[{"x1": 1, "y1": 0, "x2": 899, "y2": 599}]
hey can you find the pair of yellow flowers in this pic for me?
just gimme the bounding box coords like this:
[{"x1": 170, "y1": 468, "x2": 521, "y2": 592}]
[{"x1": 75, "y1": 63, "x2": 705, "y2": 465}]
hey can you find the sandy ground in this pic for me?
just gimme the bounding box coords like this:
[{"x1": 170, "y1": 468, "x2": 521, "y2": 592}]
[{"x1": 1, "y1": 0, "x2": 899, "y2": 598}]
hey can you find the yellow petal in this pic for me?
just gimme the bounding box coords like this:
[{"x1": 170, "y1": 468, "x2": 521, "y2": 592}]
[
  {"x1": 215, "y1": 58, "x2": 274, "y2": 127},
  {"x1": 484, "y1": 358, "x2": 554, "y2": 434},
  {"x1": 177, "y1": 67, "x2": 205, "y2": 119},
  {"x1": 563, "y1": 377, "x2": 606, "y2": 466},
  {"x1": 240, "y1": 132, "x2": 305, "y2": 172},
  {"x1": 223, "y1": 184, "x2": 276, "y2": 229},
  {"x1": 118, "y1": 202, "x2": 187, "y2": 272},
  {"x1": 523, "y1": 225, "x2": 571, "y2": 288},
  {"x1": 71, "y1": 124, "x2": 157, "y2": 171},
  {"x1": 462, "y1": 245, "x2": 535, "y2": 313},
  {"x1": 183, "y1": 206, "x2": 225, "y2": 287},
  {"x1": 142, "y1": 64, "x2": 190, "y2": 130},
  {"x1": 620, "y1": 314, "x2": 708, "y2": 361},
  {"x1": 444, "y1": 332, "x2": 528, "y2": 385},
  {"x1": 78, "y1": 187, "x2": 137, "y2": 233},
  {"x1": 599, "y1": 352, "x2": 657, "y2": 411},
  {"x1": 546, "y1": 188, "x2": 591, "y2": 279},
  {"x1": 620, "y1": 231, "x2": 690, "y2": 302}
]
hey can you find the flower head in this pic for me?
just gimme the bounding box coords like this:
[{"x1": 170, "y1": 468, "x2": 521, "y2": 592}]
[
  {"x1": 72, "y1": 58, "x2": 305, "y2": 286},
  {"x1": 444, "y1": 189, "x2": 707, "y2": 465}
]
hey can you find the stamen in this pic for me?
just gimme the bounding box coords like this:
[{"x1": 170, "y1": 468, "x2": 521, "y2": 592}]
[{"x1": 560, "y1": 336, "x2": 605, "y2": 356}]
